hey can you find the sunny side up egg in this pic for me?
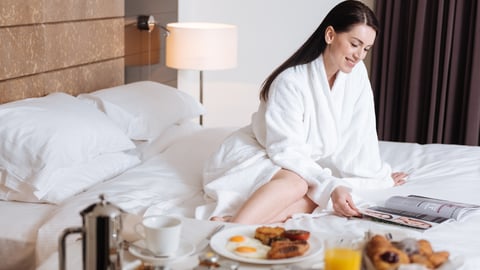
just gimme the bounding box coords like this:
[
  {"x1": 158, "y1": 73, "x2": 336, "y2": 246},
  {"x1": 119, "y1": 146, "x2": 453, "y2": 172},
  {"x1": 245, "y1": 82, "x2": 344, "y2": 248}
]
[{"x1": 225, "y1": 235, "x2": 271, "y2": 259}]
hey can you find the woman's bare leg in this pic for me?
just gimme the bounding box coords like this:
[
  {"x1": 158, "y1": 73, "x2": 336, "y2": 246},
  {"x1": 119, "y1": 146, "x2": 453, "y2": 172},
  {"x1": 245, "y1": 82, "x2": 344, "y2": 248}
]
[
  {"x1": 210, "y1": 197, "x2": 316, "y2": 223},
  {"x1": 210, "y1": 216, "x2": 232, "y2": 222},
  {"x1": 272, "y1": 195, "x2": 317, "y2": 223},
  {"x1": 228, "y1": 169, "x2": 317, "y2": 224}
]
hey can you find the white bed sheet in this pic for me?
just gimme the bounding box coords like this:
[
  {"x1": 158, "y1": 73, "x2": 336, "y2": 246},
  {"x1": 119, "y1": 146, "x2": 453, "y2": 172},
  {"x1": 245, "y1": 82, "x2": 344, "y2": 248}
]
[
  {"x1": 0, "y1": 201, "x2": 55, "y2": 270},
  {"x1": 2, "y1": 125, "x2": 479, "y2": 270},
  {"x1": 283, "y1": 141, "x2": 480, "y2": 269},
  {"x1": 34, "y1": 126, "x2": 235, "y2": 266}
]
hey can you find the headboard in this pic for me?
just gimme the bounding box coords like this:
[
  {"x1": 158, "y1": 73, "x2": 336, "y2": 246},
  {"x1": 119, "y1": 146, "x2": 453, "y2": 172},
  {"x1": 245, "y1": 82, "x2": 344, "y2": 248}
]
[{"x1": 0, "y1": 0, "x2": 125, "y2": 104}]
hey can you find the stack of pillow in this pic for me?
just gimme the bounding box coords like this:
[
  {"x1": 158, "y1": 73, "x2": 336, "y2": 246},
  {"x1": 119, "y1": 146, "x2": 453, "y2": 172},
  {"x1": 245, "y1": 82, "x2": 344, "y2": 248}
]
[{"x1": 0, "y1": 81, "x2": 204, "y2": 203}]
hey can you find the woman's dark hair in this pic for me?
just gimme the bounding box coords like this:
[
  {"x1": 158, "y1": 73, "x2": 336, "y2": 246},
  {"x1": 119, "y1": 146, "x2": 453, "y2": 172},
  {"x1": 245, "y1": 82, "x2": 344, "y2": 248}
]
[{"x1": 259, "y1": 0, "x2": 379, "y2": 101}]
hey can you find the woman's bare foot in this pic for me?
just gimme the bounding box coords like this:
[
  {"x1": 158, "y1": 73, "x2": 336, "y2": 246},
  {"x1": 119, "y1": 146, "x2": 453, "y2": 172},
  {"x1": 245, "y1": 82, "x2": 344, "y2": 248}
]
[{"x1": 210, "y1": 216, "x2": 233, "y2": 222}]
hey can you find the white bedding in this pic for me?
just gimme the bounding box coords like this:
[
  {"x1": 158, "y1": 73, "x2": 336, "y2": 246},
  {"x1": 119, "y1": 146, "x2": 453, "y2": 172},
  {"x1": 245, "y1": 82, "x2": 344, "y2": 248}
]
[
  {"x1": 0, "y1": 202, "x2": 55, "y2": 270},
  {"x1": 1, "y1": 124, "x2": 479, "y2": 270},
  {"x1": 35, "y1": 125, "x2": 235, "y2": 266}
]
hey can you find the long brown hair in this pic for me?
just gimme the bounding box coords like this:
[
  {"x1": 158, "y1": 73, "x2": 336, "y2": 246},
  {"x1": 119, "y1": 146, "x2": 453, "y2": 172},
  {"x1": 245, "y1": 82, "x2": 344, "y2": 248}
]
[{"x1": 259, "y1": 0, "x2": 379, "y2": 101}]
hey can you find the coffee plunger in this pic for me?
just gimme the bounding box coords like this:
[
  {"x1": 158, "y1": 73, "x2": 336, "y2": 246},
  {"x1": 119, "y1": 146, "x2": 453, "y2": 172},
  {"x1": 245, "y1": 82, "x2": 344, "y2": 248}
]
[{"x1": 59, "y1": 194, "x2": 124, "y2": 270}]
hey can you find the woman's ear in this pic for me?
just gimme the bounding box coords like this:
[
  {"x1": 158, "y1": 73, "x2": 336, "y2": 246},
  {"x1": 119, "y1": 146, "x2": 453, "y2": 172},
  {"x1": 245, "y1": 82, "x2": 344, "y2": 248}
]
[{"x1": 325, "y1": 26, "x2": 335, "y2": 44}]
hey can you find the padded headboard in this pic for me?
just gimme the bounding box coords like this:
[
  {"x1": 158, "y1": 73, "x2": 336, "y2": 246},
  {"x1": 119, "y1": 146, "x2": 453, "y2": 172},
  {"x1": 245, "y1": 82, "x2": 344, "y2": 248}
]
[{"x1": 0, "y1": 0, "x2": 125, "y2": 104}]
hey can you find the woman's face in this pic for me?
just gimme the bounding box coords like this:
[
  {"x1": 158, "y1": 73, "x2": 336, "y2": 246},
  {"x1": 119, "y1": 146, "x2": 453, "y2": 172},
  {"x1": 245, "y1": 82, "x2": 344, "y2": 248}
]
[{"x1": 324, "y1": 23, "x2": 376, "y2": 74}]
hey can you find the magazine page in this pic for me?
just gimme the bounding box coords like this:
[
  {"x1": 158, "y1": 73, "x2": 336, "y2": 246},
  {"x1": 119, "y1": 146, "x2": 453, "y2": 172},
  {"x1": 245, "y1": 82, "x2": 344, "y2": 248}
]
[
  {"x1": 385, "y1": 195, "x2": 480, "y2": 221},
  {"x1": 359, "y1": 207, "x2": 443, "y2": 230}
]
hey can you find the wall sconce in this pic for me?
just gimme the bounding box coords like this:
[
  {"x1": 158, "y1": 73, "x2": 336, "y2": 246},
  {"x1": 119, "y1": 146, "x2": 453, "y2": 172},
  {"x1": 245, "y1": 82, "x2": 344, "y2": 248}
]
[
  {"x1": 165, "y1": 22, "x2": 238, "y2": 125},
  {"x1": 136, "y1": 15, "x2": 170, "y2": 34},
  {"x1": 125, "y1": 15, "x2": 169, "y2": 77},
  {"x1": 137, "y1": 15, "x2": 156, "y2": 32}
]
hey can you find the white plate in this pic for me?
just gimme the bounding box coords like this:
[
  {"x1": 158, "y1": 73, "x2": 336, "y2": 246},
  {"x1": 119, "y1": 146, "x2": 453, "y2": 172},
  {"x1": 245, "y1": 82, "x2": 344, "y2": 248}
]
[
  {"x1": 128, "y1": 239, "x2": 195, "y2": 264},
  {"x1": 210, "y1": 225, "x2": 323, "y2": 265}
]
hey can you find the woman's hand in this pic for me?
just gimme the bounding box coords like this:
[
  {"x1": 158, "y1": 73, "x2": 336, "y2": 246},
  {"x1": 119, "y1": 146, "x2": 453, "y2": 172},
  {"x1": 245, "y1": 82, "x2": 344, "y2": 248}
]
[
  {"x1": 331, "y1": 186, "x2": 361, "y2": 217},
  {"x1": 391, "y1": 172, "x2": 408, "y2": 186}
]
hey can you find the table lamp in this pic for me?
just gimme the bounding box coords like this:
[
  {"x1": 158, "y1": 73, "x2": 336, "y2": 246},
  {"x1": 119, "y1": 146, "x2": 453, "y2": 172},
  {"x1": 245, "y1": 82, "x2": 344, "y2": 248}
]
[{"x1": 166, "y1": 22, "x2": 238, "y2": 125}]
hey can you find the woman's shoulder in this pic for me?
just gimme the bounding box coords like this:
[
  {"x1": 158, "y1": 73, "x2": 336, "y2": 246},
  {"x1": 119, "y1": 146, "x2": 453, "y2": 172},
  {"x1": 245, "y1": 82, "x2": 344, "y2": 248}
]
[
  {"x1": 269, "y1": 69, "x2": 311, "y2": 101},
  {"x1": 273, "y1": 61, "x2": 314, "y2": 86}
]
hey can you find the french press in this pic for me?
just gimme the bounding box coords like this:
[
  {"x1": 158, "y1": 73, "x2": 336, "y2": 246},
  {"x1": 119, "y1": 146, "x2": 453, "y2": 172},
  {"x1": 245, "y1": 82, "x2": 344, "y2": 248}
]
[{"x1": 59, "y1": 194, "x2": 124, "y2": 270}]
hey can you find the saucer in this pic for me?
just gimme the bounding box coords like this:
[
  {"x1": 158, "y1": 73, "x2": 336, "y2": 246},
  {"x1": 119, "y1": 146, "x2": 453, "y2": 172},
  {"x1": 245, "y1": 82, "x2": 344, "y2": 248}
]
[{"x1": 128, "y1": 239, "x2": 195, "y2": 264}]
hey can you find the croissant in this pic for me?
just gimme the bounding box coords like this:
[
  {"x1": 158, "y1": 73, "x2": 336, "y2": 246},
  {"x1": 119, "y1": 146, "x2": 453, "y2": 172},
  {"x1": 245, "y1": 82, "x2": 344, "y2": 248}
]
[
  {"x1": 366, "y1": 235, "x2": 409, "y2": 270},
  {"x1": 365, "y1": 234, "x2": 450, "y2": 270}
]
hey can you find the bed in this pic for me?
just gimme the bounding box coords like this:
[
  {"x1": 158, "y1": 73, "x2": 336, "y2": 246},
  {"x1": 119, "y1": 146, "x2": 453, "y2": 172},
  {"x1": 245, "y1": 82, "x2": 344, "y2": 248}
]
[
  {"x1": 0, "y1": 80, "x2": 479, "y2": 270},
  {"x1": 1, "y1": 2, "x2": 480, "y2": 269}
]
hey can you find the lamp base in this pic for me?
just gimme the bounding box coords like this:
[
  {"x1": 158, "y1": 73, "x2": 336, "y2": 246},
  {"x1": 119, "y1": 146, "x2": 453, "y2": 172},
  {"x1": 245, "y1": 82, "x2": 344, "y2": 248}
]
[{"x1": 199, "y1": 70, "x2": 204, "y2": 126}]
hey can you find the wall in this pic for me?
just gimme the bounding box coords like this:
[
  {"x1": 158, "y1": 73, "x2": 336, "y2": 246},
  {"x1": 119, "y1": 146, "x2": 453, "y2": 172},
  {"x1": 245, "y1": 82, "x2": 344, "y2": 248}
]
[
  {"x1": 125, "y1": 0, "x2": 375, "y2": 128},
  {"x1": 178, "y1": 0, "x2": 379, "y2": 128}
]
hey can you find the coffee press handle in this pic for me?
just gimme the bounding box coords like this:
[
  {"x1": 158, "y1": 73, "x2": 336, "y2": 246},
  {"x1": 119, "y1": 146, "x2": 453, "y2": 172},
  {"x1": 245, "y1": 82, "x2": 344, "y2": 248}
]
[
  {"x1": 134, "y1": 222, "x2": 146, "y2": 239},
  {"x1": 59, "y1": 227, "x2": 83, "y2": 270}
]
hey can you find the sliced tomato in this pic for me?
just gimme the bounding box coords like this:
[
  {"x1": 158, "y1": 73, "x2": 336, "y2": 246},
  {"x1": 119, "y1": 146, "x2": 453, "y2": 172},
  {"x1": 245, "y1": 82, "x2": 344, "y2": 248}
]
[{"x1": 283, "y1": 229, "x2": 310, "y2": 241}]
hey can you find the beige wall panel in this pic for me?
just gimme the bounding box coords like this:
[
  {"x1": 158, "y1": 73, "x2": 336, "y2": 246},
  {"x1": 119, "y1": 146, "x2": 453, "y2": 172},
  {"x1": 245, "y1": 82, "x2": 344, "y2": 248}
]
[
  {"x1": 1, "y1": 18, "x2": 123, "y2": 81},
  {"x1": 44, "y1": 58, "x2": 125, "y2": 96},
  {"x1": 0, "y1": 25, "x2": 45, "y2": 80},
  {"x1": 0, "y1": 0, "x2": 124, "y2": 26},
  {"x1": 0, "y1": 0, "x2": 43, "y2": 26},
  {"x1": 0, "y1": 59, "x2": 124, "y2": 104},
  {"x1": 0, "y1": 76, "x2": 43, "y2": 103},
  {"x1": 43, "y1": 0, "x2": 124, "y2": 23},
  {"x1": 44, "y1": 18, "x2": 124, "y2": 70},
  {"x1": 0, "y1": 0, "x2": 125, "y2": 104}
]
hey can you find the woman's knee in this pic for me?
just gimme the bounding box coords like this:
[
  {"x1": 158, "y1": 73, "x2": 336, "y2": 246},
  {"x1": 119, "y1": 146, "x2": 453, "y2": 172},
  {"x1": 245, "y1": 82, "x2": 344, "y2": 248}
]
[{"x1": 272, "y1": 169, "x2": 309, "y2": 196}]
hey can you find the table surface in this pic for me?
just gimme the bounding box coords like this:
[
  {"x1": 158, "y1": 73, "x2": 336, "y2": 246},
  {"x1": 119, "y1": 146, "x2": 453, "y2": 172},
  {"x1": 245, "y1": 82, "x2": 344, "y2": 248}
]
[{"x1": 38, "y1": 216, "x2": 324, "y2": 270}]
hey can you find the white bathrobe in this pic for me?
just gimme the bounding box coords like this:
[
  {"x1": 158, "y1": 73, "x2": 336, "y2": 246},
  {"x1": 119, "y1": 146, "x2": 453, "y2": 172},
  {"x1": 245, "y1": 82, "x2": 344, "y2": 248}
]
[{"x1": 195, "y1": 55, "x2": 393, "y2": 220}]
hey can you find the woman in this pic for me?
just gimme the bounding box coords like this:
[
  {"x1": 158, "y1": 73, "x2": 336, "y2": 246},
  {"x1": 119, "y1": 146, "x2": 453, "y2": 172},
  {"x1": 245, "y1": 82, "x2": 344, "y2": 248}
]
[{"x1": 196, "y1": 0, "x2": 407, "y2": 224}]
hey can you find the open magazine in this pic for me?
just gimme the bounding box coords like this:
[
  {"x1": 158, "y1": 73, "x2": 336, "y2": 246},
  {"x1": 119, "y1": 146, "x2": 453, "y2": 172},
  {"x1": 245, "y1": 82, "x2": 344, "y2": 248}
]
[{"x1": 360, "y1": 195, "x2": 480, "y2": 230}]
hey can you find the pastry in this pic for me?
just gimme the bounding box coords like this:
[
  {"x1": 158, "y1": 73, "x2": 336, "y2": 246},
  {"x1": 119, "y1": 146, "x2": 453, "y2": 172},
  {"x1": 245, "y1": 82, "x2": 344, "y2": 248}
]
[
  {"x1": 366, "y1": 235, "x2": 411, "y2": 270},
  {"x1": 428, "y1": 251, "x2": 450, "y2": 268},
  {"x1": 365, "y1": 234, "x2": 450, "y2": 269},
  {"x1": 392, "y1": 238, "x2": 419, "y2": 256},
  {"x1": 418, "y1": 239, "x2": 434, "y2": 256},
  {"x1": 410, "y1": 253, "x2": 435, "y2": 269},
  {"x1": 254, "y1": 226, "x2": 285, "y2": 245}
]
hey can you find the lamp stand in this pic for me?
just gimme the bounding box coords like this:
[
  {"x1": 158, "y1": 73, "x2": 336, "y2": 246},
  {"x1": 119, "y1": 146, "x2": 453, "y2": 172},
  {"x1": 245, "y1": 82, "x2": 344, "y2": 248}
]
[{"x1": 199, "y1": 70, "x2": 204, "y2": 125}]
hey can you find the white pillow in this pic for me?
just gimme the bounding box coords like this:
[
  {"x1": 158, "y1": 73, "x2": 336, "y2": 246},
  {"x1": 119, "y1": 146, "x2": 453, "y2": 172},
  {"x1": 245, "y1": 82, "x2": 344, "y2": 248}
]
[
  {"x1": 135, "y1": 121, "x2": 203, "y2": 161},
  {"x1": 0, "y1": 152, "x2": 140, "y2": 203},
  {"x1": 0, "y1": 92, "x2": 136, "y2": 197},
  {"x1": 77, "y1": 81, "x2": 205, "y2": 141}
]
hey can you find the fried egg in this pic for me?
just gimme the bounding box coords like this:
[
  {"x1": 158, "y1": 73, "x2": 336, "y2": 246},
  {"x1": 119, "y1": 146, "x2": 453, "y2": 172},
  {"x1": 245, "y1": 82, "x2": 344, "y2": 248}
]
[{"x1": 225, "y1": 235, "x2": 271, "y2": 259}]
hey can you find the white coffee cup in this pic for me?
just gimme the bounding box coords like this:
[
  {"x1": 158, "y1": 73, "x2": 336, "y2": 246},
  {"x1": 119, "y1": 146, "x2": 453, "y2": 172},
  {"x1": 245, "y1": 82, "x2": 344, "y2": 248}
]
[{"x1": 135, "y1": 215, "x2": 182, "y2": 256}]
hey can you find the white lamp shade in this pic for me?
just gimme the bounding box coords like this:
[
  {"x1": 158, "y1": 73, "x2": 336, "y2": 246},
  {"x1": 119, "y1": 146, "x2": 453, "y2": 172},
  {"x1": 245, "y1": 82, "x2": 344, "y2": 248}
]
[{"x1": 166, "y1": 22, "x2": 237, "y2": 70}]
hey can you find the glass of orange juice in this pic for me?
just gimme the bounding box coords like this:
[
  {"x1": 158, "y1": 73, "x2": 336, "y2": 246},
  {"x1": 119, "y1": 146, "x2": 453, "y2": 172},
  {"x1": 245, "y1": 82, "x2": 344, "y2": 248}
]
[{"x1": 324, "y1": 236, "x2": 362, "y2": 270}]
